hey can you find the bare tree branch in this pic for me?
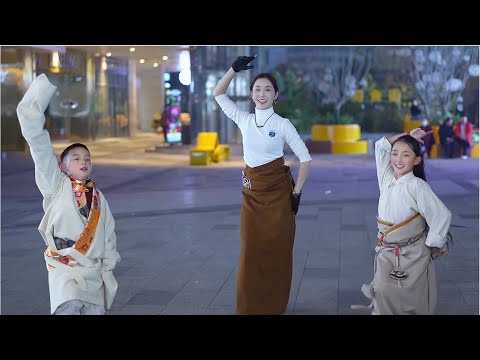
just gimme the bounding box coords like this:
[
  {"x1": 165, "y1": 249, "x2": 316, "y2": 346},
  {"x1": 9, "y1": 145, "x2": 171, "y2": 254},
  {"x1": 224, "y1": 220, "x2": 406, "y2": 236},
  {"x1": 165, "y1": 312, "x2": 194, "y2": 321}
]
[{"x1": 403, "y1": 46, "x2": 479, "y2": 120}]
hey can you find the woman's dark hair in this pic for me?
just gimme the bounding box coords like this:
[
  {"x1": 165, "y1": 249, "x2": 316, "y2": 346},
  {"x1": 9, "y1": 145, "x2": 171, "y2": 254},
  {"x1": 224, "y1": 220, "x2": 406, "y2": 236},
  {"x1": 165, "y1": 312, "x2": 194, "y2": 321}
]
[
  {"x1": 392, "y1": 135, "x2": 427, "y2": 182},
  {"x1": 60, "y1": 143, "x2": 90, "y2": 163},
  {"x1": 249, "y1": 73, "x2": 279, "y2": 93}
]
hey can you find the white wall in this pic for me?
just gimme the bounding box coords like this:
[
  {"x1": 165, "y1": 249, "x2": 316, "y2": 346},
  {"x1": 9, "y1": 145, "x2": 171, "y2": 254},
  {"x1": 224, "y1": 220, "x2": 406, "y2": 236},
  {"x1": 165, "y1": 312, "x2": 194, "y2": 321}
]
[{"x1": 137, "y1": 67, "x2": 165, "y2": 132}]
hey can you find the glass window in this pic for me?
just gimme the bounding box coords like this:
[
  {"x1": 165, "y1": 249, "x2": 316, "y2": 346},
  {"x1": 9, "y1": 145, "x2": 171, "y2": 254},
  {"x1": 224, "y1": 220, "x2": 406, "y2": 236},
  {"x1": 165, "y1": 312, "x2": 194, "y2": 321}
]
[{"x1": 93, "y1": 56, "x2": 129, "y2": 138}]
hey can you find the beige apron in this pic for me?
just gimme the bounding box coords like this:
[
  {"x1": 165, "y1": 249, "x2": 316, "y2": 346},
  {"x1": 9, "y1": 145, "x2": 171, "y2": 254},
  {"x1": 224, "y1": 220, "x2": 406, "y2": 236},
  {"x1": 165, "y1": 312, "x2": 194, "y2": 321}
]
[{"x1": 356, "y1": 213, "x2": 437, "y2": 315}]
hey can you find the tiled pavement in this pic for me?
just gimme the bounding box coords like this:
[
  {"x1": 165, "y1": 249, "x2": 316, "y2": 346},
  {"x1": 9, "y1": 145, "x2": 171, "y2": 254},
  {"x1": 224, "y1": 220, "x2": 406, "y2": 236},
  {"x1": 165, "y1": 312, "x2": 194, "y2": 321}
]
[{"x1": 1, "y1": 133, "x2": 478, "y2": 315}]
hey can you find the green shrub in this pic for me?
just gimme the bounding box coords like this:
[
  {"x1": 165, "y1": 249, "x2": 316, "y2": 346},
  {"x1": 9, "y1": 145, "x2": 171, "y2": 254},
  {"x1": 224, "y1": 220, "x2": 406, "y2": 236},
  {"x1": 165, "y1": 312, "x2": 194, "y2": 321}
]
[{"x1": 362, "y1": 103, "x2": 403, "y2": 132}]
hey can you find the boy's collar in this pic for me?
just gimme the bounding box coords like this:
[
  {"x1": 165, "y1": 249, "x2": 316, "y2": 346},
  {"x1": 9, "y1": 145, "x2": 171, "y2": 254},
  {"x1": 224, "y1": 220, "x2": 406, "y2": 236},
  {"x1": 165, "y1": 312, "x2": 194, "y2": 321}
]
[{"x1": 68, "y1": 175, "x2": 92, "y2": 184}]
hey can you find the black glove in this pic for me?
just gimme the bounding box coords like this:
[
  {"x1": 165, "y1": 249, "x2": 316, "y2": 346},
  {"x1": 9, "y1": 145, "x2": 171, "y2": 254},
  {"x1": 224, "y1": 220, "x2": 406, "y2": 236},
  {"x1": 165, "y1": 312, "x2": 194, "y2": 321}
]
[
  {"x1": 232, "y1": 55, "x2": 256, "y2": 72},
  {"x1": 291, "y1": 191, "x2": 301, "y2": 215}
]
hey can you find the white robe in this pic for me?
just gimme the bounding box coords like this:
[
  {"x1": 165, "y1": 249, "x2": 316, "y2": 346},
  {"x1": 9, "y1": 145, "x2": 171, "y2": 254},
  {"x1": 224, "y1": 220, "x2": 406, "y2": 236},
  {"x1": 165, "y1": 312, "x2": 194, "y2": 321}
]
[
  {"x1": 376, "y1": 137, "x2": 451, "y2": 248},
  {"x1": 17, "y1": 74, "x2": 121, "y2": 314},
  {"x1": 363, "y1": 137, "x2": 452, "y2": 314}
]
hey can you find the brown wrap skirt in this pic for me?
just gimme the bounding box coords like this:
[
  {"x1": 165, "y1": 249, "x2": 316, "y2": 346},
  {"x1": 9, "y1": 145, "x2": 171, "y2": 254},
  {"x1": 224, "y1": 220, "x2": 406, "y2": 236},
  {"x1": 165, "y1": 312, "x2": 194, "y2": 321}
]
[{"x1": 236, "y1": 156, "x2": 295, "y2": 315}]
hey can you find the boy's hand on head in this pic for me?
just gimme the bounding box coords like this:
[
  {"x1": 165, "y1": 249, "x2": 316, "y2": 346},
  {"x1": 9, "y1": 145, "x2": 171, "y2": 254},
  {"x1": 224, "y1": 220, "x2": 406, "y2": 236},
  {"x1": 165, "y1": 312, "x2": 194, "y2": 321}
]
[{"x1": 232, "y1": 55, "x2": 256, "y2": 72}]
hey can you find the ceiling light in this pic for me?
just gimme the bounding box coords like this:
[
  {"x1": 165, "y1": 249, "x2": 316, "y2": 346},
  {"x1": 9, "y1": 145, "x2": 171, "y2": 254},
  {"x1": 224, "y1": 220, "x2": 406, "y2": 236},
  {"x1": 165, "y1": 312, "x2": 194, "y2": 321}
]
[{"x1": 51, "y1": 51, "x2": 60, "y2": 67}]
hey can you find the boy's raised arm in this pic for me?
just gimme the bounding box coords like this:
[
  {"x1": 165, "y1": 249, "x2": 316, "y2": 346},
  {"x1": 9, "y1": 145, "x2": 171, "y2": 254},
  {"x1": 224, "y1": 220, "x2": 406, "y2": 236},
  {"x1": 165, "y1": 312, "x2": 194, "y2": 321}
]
[{"x1": 16, "y1": 74, "x2": 64, "y2": 196}]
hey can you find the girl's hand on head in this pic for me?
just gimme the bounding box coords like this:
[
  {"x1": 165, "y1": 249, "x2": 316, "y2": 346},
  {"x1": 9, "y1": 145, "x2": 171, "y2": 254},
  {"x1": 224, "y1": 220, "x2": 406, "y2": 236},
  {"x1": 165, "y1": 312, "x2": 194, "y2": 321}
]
[{"x1": 409, "y1": 128, "x2": 433, "y2": 144}]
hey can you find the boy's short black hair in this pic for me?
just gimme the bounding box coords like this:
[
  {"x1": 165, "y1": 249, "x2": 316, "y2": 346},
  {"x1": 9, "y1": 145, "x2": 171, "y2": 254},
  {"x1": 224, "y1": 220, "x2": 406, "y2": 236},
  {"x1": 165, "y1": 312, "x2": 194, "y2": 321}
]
[{"x1": 60, "y1": 143, "x2": 90, "y2": 163}]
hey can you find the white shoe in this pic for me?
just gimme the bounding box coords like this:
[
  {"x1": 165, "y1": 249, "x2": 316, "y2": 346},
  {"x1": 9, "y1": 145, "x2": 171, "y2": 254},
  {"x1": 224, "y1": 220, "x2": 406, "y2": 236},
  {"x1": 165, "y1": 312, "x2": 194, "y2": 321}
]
[{"x1": 461, "y1": 155, "x2": 468, "y2": 159}]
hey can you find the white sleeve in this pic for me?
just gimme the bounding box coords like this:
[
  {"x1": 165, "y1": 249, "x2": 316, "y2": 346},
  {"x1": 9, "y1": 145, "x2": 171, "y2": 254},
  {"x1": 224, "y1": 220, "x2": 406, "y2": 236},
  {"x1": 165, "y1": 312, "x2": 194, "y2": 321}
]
[
  {"x1": 100, "y1": 196, "x2": 120, "y2": 310},
  {"x1": 214, "y1": 94, "x2": 251, "y2": 125},
  {"x1": 16, "y1": 73, "x2": 63, "y2": 197},
  {"x1": 416, "y1": 180, "x2": 452, "y2": 248},
  {"x1": 101, "y1": 197, "x2": 121, "y2": 272},
  {"x1": 375, "y1": 137, "x2": 395, "y2": 191},
  {"x1": 283, "y1": 120, "x2": 312, "y2": 163}
]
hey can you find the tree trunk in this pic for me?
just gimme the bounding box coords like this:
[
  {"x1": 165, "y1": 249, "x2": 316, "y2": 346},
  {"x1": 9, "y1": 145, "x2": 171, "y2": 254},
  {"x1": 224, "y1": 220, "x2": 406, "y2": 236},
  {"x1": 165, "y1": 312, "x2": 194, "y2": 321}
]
[{"x1": 335, "y1": 100, "x2": 344, "y2": 120}]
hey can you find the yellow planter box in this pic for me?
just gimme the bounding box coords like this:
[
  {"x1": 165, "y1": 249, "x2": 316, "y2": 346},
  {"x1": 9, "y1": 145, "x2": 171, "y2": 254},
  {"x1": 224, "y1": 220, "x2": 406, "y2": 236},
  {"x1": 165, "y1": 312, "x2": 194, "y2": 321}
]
[
  {"x1": 190, "y1": 150, "x2": 212, "y2": 165},
  {"x1": 432, "y1": 125, "x2": 439, "y2": 145},
  {"x1": 218, "y1": 144, "x2": 230, "y2": 160},
  {"x1": 311, "y1": 124, "x2": 330, "y2": 141},
  {"x1": 429, "y1": 144, "x2": 438, "y2": 158},
  {"x1": 404, "y1": 120, "x2": 422, "y2": 132},
  {"x1": 211, "y1": 144, "x2": 230, "y2": 162},
  {"x1": 211, "y1": 147, "x2": 224, "y2": 163},
  {"x1": 471, "y1": 143, "x2": 479, "y2": 158},
  {"x1": 190, "y1": 132, "x2": 219, "y2": 165},
  {"x1": 331, "y1": 140, "x2": 368, "y2": 154},
  {"x1": 311, "y1": 124, "x2": 361, "y2": 142},
  {"x1": 330, "y1": 124, "x2": 361, "y2": 142}
]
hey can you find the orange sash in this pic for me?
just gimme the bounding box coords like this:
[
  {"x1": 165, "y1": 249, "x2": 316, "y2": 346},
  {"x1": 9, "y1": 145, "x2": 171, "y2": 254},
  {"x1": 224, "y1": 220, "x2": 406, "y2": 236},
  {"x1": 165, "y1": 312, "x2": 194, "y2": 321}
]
[{"x1": 46, "y1": 179, "x2": 101, "y2": 266}]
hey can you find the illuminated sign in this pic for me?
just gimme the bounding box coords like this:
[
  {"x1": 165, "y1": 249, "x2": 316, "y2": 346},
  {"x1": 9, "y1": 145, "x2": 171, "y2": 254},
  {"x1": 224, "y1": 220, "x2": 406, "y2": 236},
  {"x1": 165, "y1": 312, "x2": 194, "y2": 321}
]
[{"x1": 166, "y1": 132, "x2": 182, "y2": 143}]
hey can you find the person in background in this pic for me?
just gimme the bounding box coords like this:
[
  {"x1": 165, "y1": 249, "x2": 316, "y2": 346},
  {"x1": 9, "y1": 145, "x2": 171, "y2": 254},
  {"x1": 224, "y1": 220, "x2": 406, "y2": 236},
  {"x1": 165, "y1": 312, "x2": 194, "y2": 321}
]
[
  {"x1": 151, "y1": 112, "x2": 168, "y2": 144},
  {"x1": 420, "y1": 117, "x2": 435, "y2": 157},
  {"x1": 454, "y1": 115, "x2": 472, "y2": 159},
  {"x1": 438, "y1": 117, "x2": 455, "y2": 158},
  {"x1": 410, "y1": 99, "x2": 423, "y2": 120}
]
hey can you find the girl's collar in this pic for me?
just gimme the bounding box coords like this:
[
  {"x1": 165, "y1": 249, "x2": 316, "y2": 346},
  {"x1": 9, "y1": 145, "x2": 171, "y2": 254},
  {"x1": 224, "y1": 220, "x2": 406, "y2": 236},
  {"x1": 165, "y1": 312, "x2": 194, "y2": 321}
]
[{"x1": 394, "y1": 171, "x2": 415, "y2": 183}]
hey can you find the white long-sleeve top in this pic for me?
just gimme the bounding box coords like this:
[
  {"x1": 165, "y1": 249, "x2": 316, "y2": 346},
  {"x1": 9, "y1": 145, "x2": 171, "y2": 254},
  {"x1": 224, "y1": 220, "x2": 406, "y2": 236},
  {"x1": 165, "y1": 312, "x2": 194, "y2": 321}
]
[
  {"x1": 375, "y1": 137, "x2": 452, "y2": 248},
  {"x1": 16, "y1": 74, "x2": 120, "y2": 313},
  {"x1": 215, "y1": 94, "x2": 312, "y2": 167}
]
